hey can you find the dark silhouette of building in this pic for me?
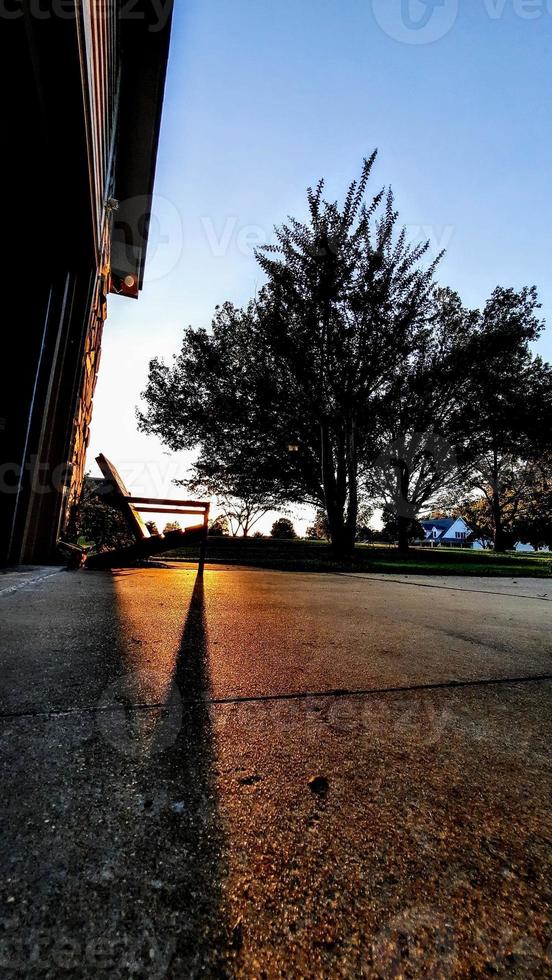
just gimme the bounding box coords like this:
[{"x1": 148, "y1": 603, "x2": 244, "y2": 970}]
[{"x1": 2, "y1": 0, "x2": 173, "y2": 565}]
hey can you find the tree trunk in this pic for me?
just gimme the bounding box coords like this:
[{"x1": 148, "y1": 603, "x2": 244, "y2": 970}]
[
  {"x1": 320, "y1": 417, "x2": 356, "y2": 559},
  {"x1": 397, "y1": 515, "x2": 410, "y2": 554},
  {"x1": 396, "y1": 460, "x2": 410, "y2": 554},
  {"x1": 491, "y1": 452, "x2": 506, "y2": 552},
  {"x1": 344, "y1": 418, "x2": 358, "y2": 550},
  {"x1": 492, "y1": 491, "x2": 506, "y2": 551}
]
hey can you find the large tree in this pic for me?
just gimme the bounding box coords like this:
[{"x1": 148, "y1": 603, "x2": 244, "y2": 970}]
[
  {"x1": 454, "y1": 456, "x2": 552, "y2": 551},
  {"x1": 139, "y1": 299, "x2": 320, "y2": 511},
  {"x1": 253, "y1": 153, "x2": 440, "y2": 554},
  {"x1": 139, "y1": 154, "x2": 441, "y2": 556},
  {"x1": 513, "y1": 456, "x2": 552, "y2": 549},
  {"x1": 455, "y1": 286, "x2": 552, "y2": 551},
  {"x1": 364, "y1": 288, "x2": 477, "y2": 552},
  {"x1": 180, "y1": 459, "x2": 283, "y2": 537}
]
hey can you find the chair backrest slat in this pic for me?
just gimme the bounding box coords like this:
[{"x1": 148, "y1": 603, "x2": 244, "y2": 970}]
[{"x1": 96, "y1": 454, "x2": 150, "y2": 541}]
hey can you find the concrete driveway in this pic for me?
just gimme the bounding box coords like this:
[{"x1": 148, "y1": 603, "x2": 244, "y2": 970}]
[{"x1": 0, "y1": 564, "x2": 550, "y2": 977}]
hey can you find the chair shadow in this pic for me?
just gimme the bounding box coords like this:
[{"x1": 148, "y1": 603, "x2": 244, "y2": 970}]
[
  {"x1": 133, "y1": 573, "x2": 231, "y2": 976},
  {"x1": 0, "y1": 569, "x2": 231, "y2": 979}
]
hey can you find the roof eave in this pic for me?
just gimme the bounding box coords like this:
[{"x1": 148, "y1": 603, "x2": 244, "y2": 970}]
[{"x1": 109, "y1": 0, "x2": 174, "y2": 297}]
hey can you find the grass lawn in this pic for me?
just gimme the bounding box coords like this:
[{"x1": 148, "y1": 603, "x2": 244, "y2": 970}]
[{"x1": 162, "y1": 535, "x2": 552, "y2": 577}]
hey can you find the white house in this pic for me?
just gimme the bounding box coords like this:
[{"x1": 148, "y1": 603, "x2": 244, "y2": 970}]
[
  {"x1": 513, "y1": 541, "x2": 549, "y2": 553},
  {"x1": 420, "y1": 518, "x2": 549, "y2": 552},
  {"x1": 420, "y1": 517, "x2": 474, "y2": 547}
]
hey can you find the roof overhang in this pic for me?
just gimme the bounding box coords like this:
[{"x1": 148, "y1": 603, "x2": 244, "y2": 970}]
[{"x1": 109, "y1": 0, "x2": 174, "y2": 298}]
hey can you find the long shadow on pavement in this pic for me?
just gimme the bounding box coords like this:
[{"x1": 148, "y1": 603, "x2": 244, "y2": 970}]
[
  {"x1": 138, "y1": 574, "x2": 231, "y2": 976},
  {"x1": 0, "y1": 571, "x2": 231, "y2": 978}
]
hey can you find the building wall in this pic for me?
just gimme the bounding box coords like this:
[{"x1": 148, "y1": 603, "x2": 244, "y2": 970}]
[
  {"x1": 63, "y1": 274, "x2": 107, "y2": 537},
  {"x1": 440, "y1": 517, "x2": 471, "y2": 544},
  {"x1": 2, "y1": 0, "x2": 173, "y2": 566}
]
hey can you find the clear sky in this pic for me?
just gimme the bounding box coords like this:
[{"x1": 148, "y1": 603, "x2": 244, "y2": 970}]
[{"x1": 89, "y1": 0, "x2": 552, "y2": 533}]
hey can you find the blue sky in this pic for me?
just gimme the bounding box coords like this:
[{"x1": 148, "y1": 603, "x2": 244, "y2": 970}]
[{"x1": 89, "y1": 0, "x2": 552, "y2": 531}]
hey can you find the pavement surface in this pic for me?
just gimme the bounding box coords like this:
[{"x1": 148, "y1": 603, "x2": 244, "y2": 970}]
[{"x1": 0, "y1": 563, "x2": 550, "y2": 977}]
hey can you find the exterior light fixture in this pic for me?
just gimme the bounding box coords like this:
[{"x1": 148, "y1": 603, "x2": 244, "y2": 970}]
[
  {"x1": 109, "y1": 272, "x2": 139, "y2": 298},
  {"x1": 287, "y1": 443, "x2": 299, "y2": 452}
]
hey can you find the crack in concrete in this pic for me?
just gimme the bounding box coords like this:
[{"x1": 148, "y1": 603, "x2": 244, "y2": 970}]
[
  {"x1": 339, "y1": 573, "x2": 552, "y2": 600},
  {"x1": 1, "y1": 672, "x2": 551, "y2": 722}
]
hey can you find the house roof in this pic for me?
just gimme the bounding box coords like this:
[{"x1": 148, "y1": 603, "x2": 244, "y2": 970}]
[
  {"x1": 421, "y1": 517, "x2": 476, "y2": 542},
  {"x1": 421, "y1": 519, "x2": 456, "y2": 532}
]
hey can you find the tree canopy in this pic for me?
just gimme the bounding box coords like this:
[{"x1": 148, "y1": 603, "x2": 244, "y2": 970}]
[
  {"x1": 138, "y1": 157, "x2": 552, "y2": 554},
  {"x1": 271, "y1": 518, "x2": 297, "y2": 539},
  {"x1": 454, "y1": 286, "x2": 552, "y2": 550},
  {"x1": 139, "y1": 153, "x2": 442, "y2": 554}
]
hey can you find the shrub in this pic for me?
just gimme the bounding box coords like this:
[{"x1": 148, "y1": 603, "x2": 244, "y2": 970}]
[
  {"x1": 209, "y1": 516, "x2": 230, "y2": 536},
  {"x1": 271, "y1": 518, "x2": 297, "y2": 539},
  {"x1": 69, "y1": 476, "x2": 133, "y2": 552}
]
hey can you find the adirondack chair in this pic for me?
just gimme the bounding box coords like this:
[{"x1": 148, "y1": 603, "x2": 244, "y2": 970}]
[{"x1": 85, "y1": 454, "x2": 210, "y2": 572}]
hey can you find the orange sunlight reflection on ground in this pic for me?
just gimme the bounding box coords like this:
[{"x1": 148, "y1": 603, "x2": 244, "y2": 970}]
[{"x1": 108, "y1": 568, "x2": 195, "y2": 755}]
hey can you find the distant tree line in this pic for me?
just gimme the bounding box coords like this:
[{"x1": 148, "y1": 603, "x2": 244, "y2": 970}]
[{"x1": 138, "y1": 153, "x2": 552, "y2": 555}]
